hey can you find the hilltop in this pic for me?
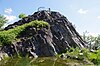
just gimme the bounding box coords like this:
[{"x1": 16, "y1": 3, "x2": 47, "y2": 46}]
[{"x1": 0, "y1": 10, "x2": 87, "y2": 58}]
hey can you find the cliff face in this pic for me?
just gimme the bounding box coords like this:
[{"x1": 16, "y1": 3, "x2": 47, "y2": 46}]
[{"x1": 2, "y1": 10, "x2": 87, "y2": 57}]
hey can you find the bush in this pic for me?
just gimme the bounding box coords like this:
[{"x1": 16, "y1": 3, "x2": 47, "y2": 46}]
[
  {"x1": 64, "y1": 47, "x2": 100, "y2": 65},
  {"x1": 19, "y1": 13, "x2": 27, "y2": 18}
]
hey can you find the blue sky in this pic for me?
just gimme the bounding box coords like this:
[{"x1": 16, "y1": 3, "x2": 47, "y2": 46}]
[{"x1": 0, "y1": 0, "x2": 100, "y2": 36}]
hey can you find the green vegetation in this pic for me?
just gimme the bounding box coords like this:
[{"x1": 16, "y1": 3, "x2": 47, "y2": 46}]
[
  {"x1": 60, "y1": 47, "x2": 100, "y2": 65},
  {"x1": 19, "y1": 13, "x2": 27, "y2": 18},
  {"x1": 82, "y1": 31, "x2": 100, "y2": 50},
  {"x1": 80, "y1": 31, "x2": 100, "y2": 65},
  {"x1": 0, "y1": 57, "x2": 94, "y2": 66},
  {"x1": 0, "y1": 16, "x2": 99, "y2": 65},
  {"x1": 0, "y1": 14, "x2": 8, "y2": 29},
  {"x1": 0, "y1": 20, "x2": 49, "y2": 45}
]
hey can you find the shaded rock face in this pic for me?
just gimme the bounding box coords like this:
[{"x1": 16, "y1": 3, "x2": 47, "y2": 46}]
[{"x1": 3, "y1": 10, "x2": 87, "y2": 57}]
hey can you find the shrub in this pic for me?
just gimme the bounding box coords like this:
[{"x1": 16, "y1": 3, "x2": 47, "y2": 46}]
[
  {"x1": 65, "y1": 47, "x2": 100, "y2": 65},
  {"x1": 19, "y1": 13, "x2": 27, "y2": 18}
]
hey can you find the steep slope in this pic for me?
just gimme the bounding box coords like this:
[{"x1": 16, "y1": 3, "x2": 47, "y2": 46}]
[{"x1": 1, "y1": 10, "x2": 87, "y2": 58}]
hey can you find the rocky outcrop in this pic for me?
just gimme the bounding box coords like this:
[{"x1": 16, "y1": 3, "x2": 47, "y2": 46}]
[{"x1": 2, "y1": 10, "x2": 87, "y2": 58}]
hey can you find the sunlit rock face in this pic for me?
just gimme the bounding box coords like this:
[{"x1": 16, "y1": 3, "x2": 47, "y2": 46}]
[{"x1": 2, "y1": 10, "x2": 87, "y2": 57}]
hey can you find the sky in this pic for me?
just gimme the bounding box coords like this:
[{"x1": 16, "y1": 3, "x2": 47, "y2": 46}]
[{"x1": 0, "y1": 0, "x2": 100, "y2": 36}]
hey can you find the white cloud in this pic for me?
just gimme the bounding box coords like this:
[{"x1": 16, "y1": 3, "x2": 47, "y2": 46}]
[
  {"x1": 4, "y1": 8, "x2": 12, "y2": 14},
  {"x1": 97, "y1": 16, "x2": 100, "y2": 19},
  {"x1": 4, "y1": 15, "x2": 17, "y2": 22},
  {"x1": 88, "y1": 32, "x2": 98, "y2": 37},
  {"x1": 78, "y1": 9, "x2": 88, "y2": 14}
]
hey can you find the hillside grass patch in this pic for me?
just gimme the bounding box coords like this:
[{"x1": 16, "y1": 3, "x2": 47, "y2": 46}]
[{"x1": 0, "y1": 20, "x2": 49, "y2": 45}]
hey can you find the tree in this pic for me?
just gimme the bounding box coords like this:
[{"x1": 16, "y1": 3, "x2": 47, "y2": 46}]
[
  {"x1": 0, "y1": 14, "x2": 8, "y2": 29},
  {"x1": 82, "y1": 31, "x2": 100, "y2": 50},
  {"x1": 19, "y1": 13, "x2": 26, "y2": 18}
]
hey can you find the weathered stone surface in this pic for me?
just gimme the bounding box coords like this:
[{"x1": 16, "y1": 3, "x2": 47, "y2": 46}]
[{"x1": 2, "y1": 10, "x2": 87, "y2": 57}]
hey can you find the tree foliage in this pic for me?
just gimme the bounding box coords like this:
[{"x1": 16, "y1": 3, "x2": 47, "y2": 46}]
[
  {"x1": 82, "y1": 31, "x2": 100, "y2": 50},
  {"x1": 19, "y1": 13, "x2": 27, "y2": 18},
  {"x1": 0, "y1": 14, "x2": 8, "y2": 28}
]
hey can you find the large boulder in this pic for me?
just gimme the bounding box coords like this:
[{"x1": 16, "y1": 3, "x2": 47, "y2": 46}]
[{"x1": 2, "y1": 10, "x2": 87, "y2": 57}]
